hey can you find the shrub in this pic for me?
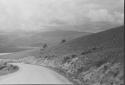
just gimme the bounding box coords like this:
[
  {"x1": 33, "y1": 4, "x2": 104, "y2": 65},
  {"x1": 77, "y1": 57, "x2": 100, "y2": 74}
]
[
  {"x1": 77, "y1": 67, "x2": 84, "y2": 73},
  {"x1": 13, "y1": 66, "x2": 18, "y2": 70},
  {"x1": 71, "y1": 54, "x2": 77, "y2": 58},
  {"x1": 95, "y1": 60, "x2": 107, "y2": 67},
  {"x1": 62, "y1": 56, "x2": 70, "y2": 64},
  {"x1": 0, "y1": 66, "x2": 6, "y2": 70},
  {"x1": 61, "y1": 39, "x2": 66, "y2": 43},
  {"x1": 43, "y1": 43, "x2": 48, "y2": 49},
  {"x1": 81, "y1": 50, "x2": 92, "y2": 55}
]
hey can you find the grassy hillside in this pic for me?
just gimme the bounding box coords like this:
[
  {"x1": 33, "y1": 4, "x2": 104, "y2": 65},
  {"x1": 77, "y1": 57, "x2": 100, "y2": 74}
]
[
  {"x1": 39, "y1": 26, "x2": 124, "y2": 85},
  {"x1": 43, "y1": 26, "x2": 124, "y2": 56},
  {"x1": 0, "y1": 26, "x2": 124, "y2": 85}
]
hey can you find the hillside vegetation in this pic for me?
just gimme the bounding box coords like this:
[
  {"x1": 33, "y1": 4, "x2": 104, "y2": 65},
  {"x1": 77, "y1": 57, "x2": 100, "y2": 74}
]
[
  {"x1": 38, "y1": 26, "x2": 124, "y2": 85},
  {"x1": 43, "y1": 26, "x2": 124, "y2": 56},
  {"x1": 0, "y1": 26, "x2": 124, "y2": 85}
]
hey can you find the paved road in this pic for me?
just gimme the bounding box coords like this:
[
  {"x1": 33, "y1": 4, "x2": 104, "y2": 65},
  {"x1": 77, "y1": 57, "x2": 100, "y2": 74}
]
[{"x1": 0, "y1": 63, "x2": 72, "y2": 84}]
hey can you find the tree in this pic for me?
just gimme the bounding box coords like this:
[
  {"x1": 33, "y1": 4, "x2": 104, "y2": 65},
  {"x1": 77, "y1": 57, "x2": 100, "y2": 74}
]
[
  {"x1": 61, "y1": 39, "x2": 66, "y2": 43},
  {"x1": 43, "y1": 43, "x2": 48, "y2": 49}
]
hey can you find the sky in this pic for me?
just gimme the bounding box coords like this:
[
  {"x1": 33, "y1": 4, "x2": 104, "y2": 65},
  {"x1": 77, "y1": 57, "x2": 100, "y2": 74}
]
[{"x1": 0, "y1": 0, "x2": 124, "y2": 32}]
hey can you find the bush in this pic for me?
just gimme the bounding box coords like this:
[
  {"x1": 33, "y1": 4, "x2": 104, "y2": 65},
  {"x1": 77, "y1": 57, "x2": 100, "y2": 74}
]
[
  {"x1": 13, "y1": 66, "x2": 18, "y2": 70},
  {"x1": 43, "y1": 43, "x2": 48, "y2": 49},
  {"x1": 95, "y1": 60, "x2": 107, "y2": 67},
  {"x1": 61, "y1": 39, "x2": 66, "y2": 43},
  {"x1": 81, "y1": 50, "x2": 92, "y2": 55},
  {"x1": 77, "y1": 67, "x2": 84, "y2": 73},
  {"x1": 71, "y1": 54, "x2": 77, "y2": 58},
  {"x1": 62, "y1": 56, "x2": 70, "y2": 64},
  {"x1": 0, "y1": 66, "x2": 6, "y2": 70}
]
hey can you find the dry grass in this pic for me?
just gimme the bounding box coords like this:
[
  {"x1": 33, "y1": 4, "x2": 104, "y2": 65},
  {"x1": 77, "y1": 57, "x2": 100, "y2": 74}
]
[
  {"x1": 38, "y1": 26, "x2": 124, "y2": 85},
  {"x1": 0, "y1": 26, "x2": 124, "y2": 85}
]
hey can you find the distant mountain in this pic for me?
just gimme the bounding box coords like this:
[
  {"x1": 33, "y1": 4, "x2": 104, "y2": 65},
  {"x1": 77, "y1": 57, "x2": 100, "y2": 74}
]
[
  {"x1": 29, "y1": 30, "x2": 90, "y2": 46},
  {"x1": 0, "y1": 30, "x2": 89, "y2": 53}
]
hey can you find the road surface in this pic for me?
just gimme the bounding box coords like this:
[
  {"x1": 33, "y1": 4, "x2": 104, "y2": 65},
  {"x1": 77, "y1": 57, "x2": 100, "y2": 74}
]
[{"x1": 0, "y1": 63, "x2": 72, "y2": 84}]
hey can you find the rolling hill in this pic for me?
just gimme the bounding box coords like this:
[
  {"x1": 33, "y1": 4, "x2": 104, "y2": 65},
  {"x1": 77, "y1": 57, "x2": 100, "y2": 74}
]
[
  {"x1": 0, "y1": 30, "x2": 89, "y2": 53},
  {"x1": 0, "y1": 26, "x2": 124, "y2": 85},
  {"x1": 38, "y1": 25, "x2": 124, "y2": 85},
  {"x1": 42, "y1": 25, "x2": 124, "y2": 56}
]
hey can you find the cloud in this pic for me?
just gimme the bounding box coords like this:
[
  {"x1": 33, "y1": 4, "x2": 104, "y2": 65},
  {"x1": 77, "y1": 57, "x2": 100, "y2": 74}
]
[
  {"x1": 113, "y1": 12, "x2": 124, "y2": 24},
  {"x1": 0, "y1": 0, "x2": 124, "y2": 32},
  {"x1": 87, "y1": 9, "x2": 124, "y2": 24},
  {"x1": 87, "y1": 9, "x2": 113, "y2": 22}
]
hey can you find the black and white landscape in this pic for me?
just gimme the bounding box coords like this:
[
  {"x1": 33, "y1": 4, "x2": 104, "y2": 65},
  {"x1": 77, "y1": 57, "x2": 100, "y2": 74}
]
[{"x1": 0, "y1": 0, "x2": 124, "y2": 85}]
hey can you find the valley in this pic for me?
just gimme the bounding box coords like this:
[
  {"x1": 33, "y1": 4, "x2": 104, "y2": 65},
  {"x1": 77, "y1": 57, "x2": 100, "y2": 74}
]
[{"x1": 0, "y1": 26, "x2": 124, "y2": 85}]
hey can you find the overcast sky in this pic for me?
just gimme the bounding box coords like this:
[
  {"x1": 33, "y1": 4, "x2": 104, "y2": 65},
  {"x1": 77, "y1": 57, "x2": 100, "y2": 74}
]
[{"x1": 0, "y1": 0, "x2": 124, "y2": 32}]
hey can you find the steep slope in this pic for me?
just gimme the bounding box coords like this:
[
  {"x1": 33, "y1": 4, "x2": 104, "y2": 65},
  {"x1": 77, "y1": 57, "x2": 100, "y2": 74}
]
[
  {"x1": 0, "y1": 26, "x2": 124, "y2": 85},
  {"x1": 43, "y1": 26, "x2": 124, "y2": 56},
  {"x1": 39, "y1": 26, "x2": 124, "y2": 85}
]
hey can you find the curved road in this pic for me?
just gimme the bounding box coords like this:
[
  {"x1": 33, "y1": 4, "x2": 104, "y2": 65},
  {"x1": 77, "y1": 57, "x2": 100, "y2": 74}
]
[{"x1": 0, "y1": 63, "x2": 72, "y2": 84}]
